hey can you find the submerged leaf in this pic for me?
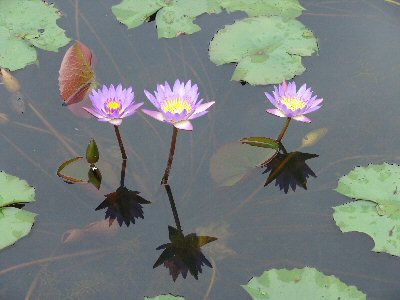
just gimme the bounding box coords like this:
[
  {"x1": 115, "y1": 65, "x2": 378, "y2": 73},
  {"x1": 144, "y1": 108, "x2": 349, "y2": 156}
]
[
  {"x1": 61, "y1": 219, "x2": 119, "y2": 244},
  {"x1": 210, "y1": 142, "x2": 277, "y2": 187},
  {"x1": 242, "y1": 267, "x2": 366, "y2": 299},
  {"x1": 300, "y1": 128, "x2": 328, "y2": 148},
  {"x1": 0, "y1": 68, "x2": 20, "y2": 93},
  {"x1": 209, "y1": 16, "x2": 318, "y2": 85},
  {"x1": 0, "y1": 0, "x2": 70, "y2": 71},
  {"x1": 58, "y1": 41, "x2": 96, "y2": 105}
]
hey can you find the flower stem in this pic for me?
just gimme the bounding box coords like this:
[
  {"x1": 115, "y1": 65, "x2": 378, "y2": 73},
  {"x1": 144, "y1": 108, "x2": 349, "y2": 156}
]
[
  {"x1": 164, "y1": 184, "x2": 182, "y2": 231},
  {"x1": 276, "y1": 117, "x2": 291, "y2": 143},
  {"x1": 161, "y1": 126, "x2": 178, "y2": 185},
  {"x1": 114, "y1": 125, "x2": 127, "y2": 160}
]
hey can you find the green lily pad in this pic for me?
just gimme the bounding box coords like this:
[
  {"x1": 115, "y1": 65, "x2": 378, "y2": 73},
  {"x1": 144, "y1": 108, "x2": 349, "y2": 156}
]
[
  {"x1": 0, "y1": 171, "x2": 35, "y2": 207},
  {"x1": 242, "y1": 267, "x2": 366, "y2": 299},
  {"x1": 333, "y1": 200, "x2": 400, "y2": 256},
  {"x1": 112, "y1": 0, "x2": 221, "y2": 38},
  {"x1": 0, "y1": 207, "x2": 37, "y2": 250},
  {"x1": 219, "y1": 0, "x2": 304, "y2": 18},
  {"x1": 210, "y1": 142, "x2": 277, "y2": 187},
  {"x1": 0, "y1": 0, "x2": 70, "y2": 71},
  {"x1": 335, "y1": 163, "x2": 400, "y2": 217},
  {"x1": 209, "y1": 16, "x2": 318, "y2": 85},
  {"x1": 112, "y1": 0, "x2": 305, "y2": 39},
  {"x1": 144, "y1": 295, "x2": 184, "y2": 300},
  {"x1": 0, "y1": 171, "x2": 37, "y2": 250}
]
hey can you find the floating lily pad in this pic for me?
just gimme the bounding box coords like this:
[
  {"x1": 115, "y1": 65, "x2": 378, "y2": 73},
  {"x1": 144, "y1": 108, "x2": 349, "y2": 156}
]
[
  {"x1": 210, "y1": 142, "x2": 277, "y2": 187},
  {"x1": 0, "y1": 171, "x2": 35, "y2": 207},
  {"x1": 335, "y1": 163, "x2": 400, "y2": 217},
  {"x1": 333, "y1": 200, "x2": 400, "y2": 256},
  {"x1": 334, "y1": 163, "x2": 400, "y2": 256},
  {"x1": 112, "y1": 0, "x2": 221, "y2": 38},
  {"x1": 0, "y1": 207, "x2": 37, "y2": 250},
  {"x1": 209, "y1": 16, "x2": 318, "y2": 85},
  {"x1": 0, "y1": 171, "x2": 36, "y2": 250},
  {"x1": 219, "y1": 0, "x2": 304, "y2": 18},
  {"x1": 144, "y1": 295, "x2": 184, "y2": 300},
  {"x1": 242, "y1": 267, "x2": 366, "y2": 299},
  {"x1": 0, "y1": 0, "x2": 70, "y2": 71}
]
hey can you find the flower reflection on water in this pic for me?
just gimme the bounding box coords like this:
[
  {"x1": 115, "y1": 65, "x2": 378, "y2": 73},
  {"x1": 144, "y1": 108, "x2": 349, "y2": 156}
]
[
  {"x1": 153, "y1": 184, "x2": 217, "y2": 281},
  {"x1": 262, "y1": 144, "x2": 318, "y2": 193}
]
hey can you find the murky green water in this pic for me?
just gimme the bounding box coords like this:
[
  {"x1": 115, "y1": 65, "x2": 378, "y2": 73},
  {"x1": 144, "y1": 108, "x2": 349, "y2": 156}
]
[{"x1": 1, "y1": 0, "x2": 400, "y2": 299}]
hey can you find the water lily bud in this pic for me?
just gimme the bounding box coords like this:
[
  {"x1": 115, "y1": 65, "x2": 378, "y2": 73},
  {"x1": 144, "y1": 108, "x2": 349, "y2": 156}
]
[{"x1": 86, "y1": 138, "x2": 99, "y2": 164}]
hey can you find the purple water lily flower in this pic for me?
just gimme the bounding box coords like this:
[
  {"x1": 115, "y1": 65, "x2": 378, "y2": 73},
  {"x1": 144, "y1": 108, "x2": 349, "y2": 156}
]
[
  {"x1": 83, "y1": 84, "x2": 143, "y2": 126},
  {"x1": 141, "y1": 79, "x2": 215, "y2": 131},
  {"x1": 265, "y1": 81, "x2": 323, "y2": 123}
]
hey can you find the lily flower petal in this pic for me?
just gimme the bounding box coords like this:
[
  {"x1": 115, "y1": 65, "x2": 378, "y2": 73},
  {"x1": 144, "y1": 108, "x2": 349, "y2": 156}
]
[
  {"x1": 292, "y1": 115, "x2": 311, "y2": 123},
  {"x1": 141, "y1": 109, "x2": 165, "y2": 122},
  {"x1": 174, "y1": 120, "x2": 193, "y2": 131},
  {"x1": 266, "y1": 108, "x2": 286, "y2": 118}
]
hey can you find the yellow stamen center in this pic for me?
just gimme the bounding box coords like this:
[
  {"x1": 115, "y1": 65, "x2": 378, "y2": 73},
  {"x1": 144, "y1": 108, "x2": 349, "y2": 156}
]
[
  {"x1": 161, "y1": 98, "x2": 192, "y2": 114},
  {"x1": 281, "y1": 97, "x2": 306, "y2": 111},
  {"x1": 105, "y1": 99, "x2": 122, "y2": 114}
]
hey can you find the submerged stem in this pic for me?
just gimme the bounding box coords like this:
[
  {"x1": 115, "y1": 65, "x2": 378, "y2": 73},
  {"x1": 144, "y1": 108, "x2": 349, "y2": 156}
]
[
  {"x1": 114, "y1": 125, "x2": 127, "y2": 160},
  {"x1": 164, "y1": 184, "x2": 182, "y2": 231},
  {"x1": 276, "y1": 117, "x2": 291, "y2": 143},
  {"x1": 161, "y1": 126, "x2": 178, "y2": 185},
  {"x1": 120, "y1": 159, "x2": 127, "y2": 187}
]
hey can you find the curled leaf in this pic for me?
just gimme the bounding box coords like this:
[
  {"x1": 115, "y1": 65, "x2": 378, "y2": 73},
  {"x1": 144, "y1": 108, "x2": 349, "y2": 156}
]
[
  {"x1": 300, "y1": 128, "x2": 328, "y2": 148},
  {"x1": 240, "y1": 136, "x2": 279, "y2": 150},
  {"x1": 0, "y1": 68, "x2": 20, "y2": 93},
  {"x1": 57, "y1": 156, "x2": 85, "y2": 183},
  {"x1": 58, "y1": 41, "x2": 96, "y2": 105}
]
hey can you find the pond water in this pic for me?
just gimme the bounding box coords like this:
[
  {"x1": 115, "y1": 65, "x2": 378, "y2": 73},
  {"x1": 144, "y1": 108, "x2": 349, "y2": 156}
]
[{"x1": 1, "y1": 0, "x2": 400, "y2": 299}]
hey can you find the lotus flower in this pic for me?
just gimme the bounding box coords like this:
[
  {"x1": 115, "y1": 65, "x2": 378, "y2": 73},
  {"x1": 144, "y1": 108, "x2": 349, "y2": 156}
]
[
  {"x1": 142, "y1": 79, "x2": 215, "y2": 131},
  {"x1": 83, "y1": 84, "x2": 143, "y2": 125},
  {"x1": 265, "y1": 81, "x2": 323, "y2": 123}
]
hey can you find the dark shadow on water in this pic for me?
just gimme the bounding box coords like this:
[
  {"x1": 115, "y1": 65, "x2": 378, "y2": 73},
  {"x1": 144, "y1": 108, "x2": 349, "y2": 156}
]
[
  {"x1": 95, "y1": 159, "x2": 151, "y2": 227},
  {"x1": 262, "y1": 143, "x2": 318, "y2": 193},
  {"x1": 153, "y1": 184, "x2": 217, "y2": 281}
]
